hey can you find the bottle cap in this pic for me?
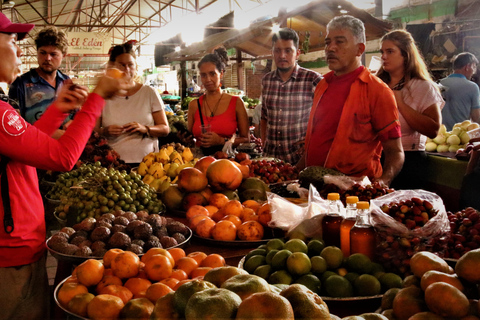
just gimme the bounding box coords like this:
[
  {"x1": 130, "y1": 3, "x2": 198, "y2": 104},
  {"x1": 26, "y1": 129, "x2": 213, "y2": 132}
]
[
  {"x1": 327, "y1": 193, "x2": 340, "y2": 201},
  {"x1": 357, "y1": 201, "x2": 370, "y2": 210},
  {"x1": 346, "y1": 196, "x2": 359, "y2": 204}
]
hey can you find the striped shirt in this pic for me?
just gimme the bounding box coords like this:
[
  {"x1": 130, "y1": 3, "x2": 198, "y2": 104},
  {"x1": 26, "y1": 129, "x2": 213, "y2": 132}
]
[{"x1": 261, "y1": 64, "x2": 322, "y2": 164}]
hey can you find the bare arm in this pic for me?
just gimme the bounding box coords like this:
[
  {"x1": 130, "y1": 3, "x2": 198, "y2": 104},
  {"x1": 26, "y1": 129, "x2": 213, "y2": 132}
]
[
  {"x1": 377, "y1": 137, "x2": 404, "y2": 186},
  {"x1": 394, "y1": 90, "x2": 442, "y2": 138},
  {"x1": 233, "y1": 98, "x2": 250, "y2": 147},
  {"x1": 471, "y1": 108, "x2": 480, "y2": 124},
  {"x1": 187, "y1": 100, "x2": 197, "y2": 133}
]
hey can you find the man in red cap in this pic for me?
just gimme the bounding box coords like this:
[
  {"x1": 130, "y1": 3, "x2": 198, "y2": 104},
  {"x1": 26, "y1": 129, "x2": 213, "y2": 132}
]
[{"x1": 0, "y1": 12, "x2": 128, "y2": 319}]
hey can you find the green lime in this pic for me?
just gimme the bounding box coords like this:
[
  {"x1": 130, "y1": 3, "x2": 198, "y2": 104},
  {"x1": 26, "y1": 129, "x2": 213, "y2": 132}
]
[
  {"x1": 257, "y1": 244, "x2": 267, "y2": 250},
  {"x1": 265, "y1": 249, "x2": 279, "y2": 265},
  {"x1": 379, "y1": 273, "x2": 403, "y2": 291},
  {"x1": 244, "y1": 248, "x2": 267, "y2": 262},
  {"x1": 381, "y1": 288, "x2": 401, "y2": 310},
  {"x1": 266, "y1": 238, "x2": 285, "y2": 252},
  {"x1": 320, "y1": 246, "x2": 344, "y2": 269},
  {"x1": 402, "y1": 275, "x2": 420, "y2": 288},
  {"x1": 310, "y1": 256, "x2": 328, "y2": 275},
  {"x1": 270, "y1": 249, "x2": 292, "y2": 270},
  {"x1": 345, "y1": 253, "x2": 373, "y2": 274},
  {"x1": 254, "y1": 264, "x2": 272, "y2": 280},
  {"x1": 286, "y1": 252, "x2": 311, "y2": 277},
  {"x1": 287, "y1": 230, "x2": 307, "y2": 242},
  {"x1": 320, "y1": 270, "x2": 337, "y2": 283},
  {"x1": 354, "y1": 274, "x2": 382, "y2": 296},
  {"x1": 268, "y1": 270, "x2": 293, "y2": 285},
  {"x1": 324, "y1": 275, "x2": 354, "y2": 298},
  {"x1": 243, "y1": 255, "x2": 266, "y2": 274},
  {"x1": 307, "y1": 239, "x2": 325, "y2": 257},
  {"x1": 369, "y1": 262, "x2": 385, "y2": 275},
  {"x1": 294, "y1": 274, "x2": 321, "y2": 294},
  {"x1": 283, "y1": 238, "x2": 308, "y2": 254},
  {"x1": 344, "y1": 272, "x2": 360, "y2": 284}
]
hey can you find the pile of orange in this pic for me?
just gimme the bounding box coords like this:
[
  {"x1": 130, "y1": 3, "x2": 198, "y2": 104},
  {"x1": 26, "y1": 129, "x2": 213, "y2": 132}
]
[
  {"x1": 57, "y1": 247, "x2": 226, "y2": 319},
  {"x1": 186, "y1": 194, "x2": 271, "y2": 241}
]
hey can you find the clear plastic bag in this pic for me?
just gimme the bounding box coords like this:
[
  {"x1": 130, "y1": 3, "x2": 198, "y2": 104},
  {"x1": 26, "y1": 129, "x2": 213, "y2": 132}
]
[
  {"x1": 322, "y1": 175, "x2": 372, "y2": 190},
  {"x1": 370, "y1": 189, "x2": 450, "y2": 275}
]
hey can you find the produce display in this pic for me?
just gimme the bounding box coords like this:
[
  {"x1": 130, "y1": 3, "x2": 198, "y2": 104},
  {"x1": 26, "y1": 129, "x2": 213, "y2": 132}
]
[
  {"x1": 46, "y1": 163, "x2": 164, "y2": 224},
  {"x1": 319, "y1": 182, "x2": 395, "y2": 206},
  {"x1": 445, "y1": 207, "x2": 480, "y2": 259},
  {"x1": 77, "y1": 131, "x2": 130, "y2": 171},
  {"x1": 47, "y1": 211, "x2": 190, "y2": 258},
  {"x1": 137, "y1": 143, "x2": 196, "y2": 193},
  {"x1": 185, "y1": 198, "x2": 273, "y2": 241},
  {"x1": 426, "y1": 120, "x2": 478, "y2": 153},
  {"x1": 379, "y1": 250, "x2": 480, "y2": 320},
  {"x1": 298, "y1": 166, "x2": 345, "y2": 191},
  {"x1": 241, "y1": 238, "x2": 403, "y2": 298},
  {"x1": 165, "y1": 110, "x2": 188, "y2": 134},
  {"x1": 249, "y1": 159, "x2": 299, "y2": 184}
]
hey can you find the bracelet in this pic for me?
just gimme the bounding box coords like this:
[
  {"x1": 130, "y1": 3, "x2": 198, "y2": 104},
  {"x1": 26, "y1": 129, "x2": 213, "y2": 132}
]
[{"x1": 145, "y1": 126, "x2": 152, "y2": 137}]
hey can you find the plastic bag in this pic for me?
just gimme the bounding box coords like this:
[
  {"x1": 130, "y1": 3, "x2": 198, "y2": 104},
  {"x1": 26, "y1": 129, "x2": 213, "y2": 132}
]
[
  {"x1": 222, "y1": 134, "x2": 236, "y2": 158},
  {"x1": 322, "y1": 175, "x2": 372, "y2": 190},
  {"x1": 370, "y1": 189, "x2": 450, "y2": 275}
]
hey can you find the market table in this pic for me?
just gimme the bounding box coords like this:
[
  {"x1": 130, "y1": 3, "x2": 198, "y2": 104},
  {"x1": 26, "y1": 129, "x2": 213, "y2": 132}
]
[{"x1": 424, "y1": 153, "x2": 468, "y2": 212}]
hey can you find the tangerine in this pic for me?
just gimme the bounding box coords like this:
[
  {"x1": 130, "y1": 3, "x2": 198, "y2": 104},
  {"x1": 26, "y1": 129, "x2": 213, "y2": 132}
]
[
  {"x1": 103, "y1": 248, "x2": 124, "y2": 268},
  {"x1": 176, "y1": 256, "x2": 199, "y2": 277},
  {"x1": 144, "y1": 254, "x2": 174, "y2": 281},
  {"x1": 57, "y1": 282, "x2": 89, "y2": 307},
  {"x1": 188, "y1": 214, "x2": 210, "y2": 231},
  {"x1": 237, "y1": 220, "x2": 264, "y2": 240},
  {"x1": 170, "y1": 268, "x2": 189, "y2": 281},
  {"x1": 159, "y1": 277, "x2": 180, "y2": 290},
  {"x1": 75, "y1": 259, "x2": 105, "y2": 287},
  {"x1": 141, "y1": 247, "x2": 175, "y2": 267},
  {"x1": 186, "y1": 205, "x2": 210, "y2": 221},
  {"x1": 167, "y1": 247, "x2": 186, "y2": 264},
  {"x1": 111, "y1": 251, "x2": 140, "y2": 279},
  {"x1": 201, "y1": 253, "x2": 226, "y2": 268},
  {"x1": 194, "y1": 218, "x2": 216, "y2": 238},
  {"x1": 187, "y1": 251, "x2": 208, "y2": 265},
  {"x1": 208, "y1": 193, "x2": 229, "y2": 209},
  {"x1": 97, "y1": 284, "x2": 133, "y2": 304},
  {"x1": 190, "y1": 266, "x2": 212, "y2": 279},
  {"x1": 96, "y1": 274, "x2": 123, "y2": 294},
  {"x1": 221, "y1": 214, "x2": 242, "y2": 228},
  {"x1": 242, "y1": 200, "x2": 261, "y2": 212},
  {"x1": 87, "y1": 294, "x2": 124, "y2": 320},
  {"x1": 145, "y1": 282, "x2": 174, "y2": 304},
  {"x1": 123, "y1": 277, "x2": 152, "y2": 297},
  {"x1": 211, "y1": 220, "x2": 237, "y2": 241}
]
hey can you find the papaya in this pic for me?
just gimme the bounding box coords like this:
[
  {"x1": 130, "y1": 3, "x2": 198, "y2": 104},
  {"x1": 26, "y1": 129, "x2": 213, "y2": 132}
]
[
  {"x1": 424, "y1": 282, "x2": 469, "y2": 318},
  {"x1": 392, "y1": 286, "x2": 427, "y2": 320},
  {"x1": 455, "y1": 248, "x2": 480, "y2": 283},
  {"x1": 409, "y1": 251, "x2": 452, "y2": 278},
  {"x1": 420, "y1": 270, "x2": 464, "y2": 292}
]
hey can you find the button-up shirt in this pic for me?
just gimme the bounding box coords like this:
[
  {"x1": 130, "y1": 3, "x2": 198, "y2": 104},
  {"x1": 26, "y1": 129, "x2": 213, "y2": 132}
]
[{"x1": 261, "y1": 64, "x2": 321, "y2": 164}]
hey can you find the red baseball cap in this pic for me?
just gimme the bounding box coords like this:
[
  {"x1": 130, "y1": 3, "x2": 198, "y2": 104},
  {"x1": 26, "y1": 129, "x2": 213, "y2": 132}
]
[{"x1": 0, "y1": 12, "x2": 34, "y2": 40}]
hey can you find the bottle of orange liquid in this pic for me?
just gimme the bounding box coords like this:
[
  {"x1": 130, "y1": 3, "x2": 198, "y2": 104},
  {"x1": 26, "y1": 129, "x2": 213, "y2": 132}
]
[
  {"x1": 350, "y1": 201, "x2": 376, "y2": 260},
  {"x1": 321, "y1": 193, "x2": 344, "y2": 247},
  {"x1": 340, "y1": 196, "x2": 359, "y2": 257}
]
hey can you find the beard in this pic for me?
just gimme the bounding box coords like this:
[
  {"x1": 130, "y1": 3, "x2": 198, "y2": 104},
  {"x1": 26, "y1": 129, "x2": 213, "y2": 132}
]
[
  {"x1": 277, "y1": 65, "x2": 294, "y2": 73},
  {"x1": 39, "y1": 65, "x2": 56, "y2": 75}
]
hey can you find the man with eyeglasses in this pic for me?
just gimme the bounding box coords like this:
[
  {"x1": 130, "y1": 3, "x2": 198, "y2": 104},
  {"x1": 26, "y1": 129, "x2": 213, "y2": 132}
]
[
  {"x1": 260, "y1": 27, "x2": 322, "y2": 165},
  {"x1": 440, "y1": 52, "x2": 480, "y2": 131},
  {"x1": 8, "y1": 26, "x2": 71, "y2": 139}
]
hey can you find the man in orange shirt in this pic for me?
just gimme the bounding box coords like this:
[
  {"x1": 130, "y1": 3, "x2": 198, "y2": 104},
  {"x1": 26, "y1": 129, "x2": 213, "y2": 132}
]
[{"x1": 298, "y1": 15, "x2": 404, "y2": 186}]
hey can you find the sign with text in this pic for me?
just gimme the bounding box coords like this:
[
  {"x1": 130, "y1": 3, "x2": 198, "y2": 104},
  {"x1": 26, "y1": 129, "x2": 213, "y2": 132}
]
[{"x1": 67, "y1": 32, "x2": 112, "y2": 56}]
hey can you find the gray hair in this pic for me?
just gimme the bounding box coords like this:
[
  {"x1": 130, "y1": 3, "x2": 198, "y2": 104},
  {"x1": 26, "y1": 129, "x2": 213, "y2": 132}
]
[{"x1": 326, "y1": 15, "x2": 366, "y2": 44}]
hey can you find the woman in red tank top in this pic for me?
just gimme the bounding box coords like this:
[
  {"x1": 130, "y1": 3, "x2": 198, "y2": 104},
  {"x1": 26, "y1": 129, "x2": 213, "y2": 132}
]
[{"x1": 187, "y1": 47, "x2": 250, "y2": 155}]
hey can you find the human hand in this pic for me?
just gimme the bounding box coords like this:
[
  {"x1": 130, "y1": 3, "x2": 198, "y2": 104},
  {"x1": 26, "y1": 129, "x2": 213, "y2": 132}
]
[
  {"x1": 103, "y1": 124, "x2": 125, "y2": 137},
  {"x1": 55, "y1": 80, "x2": 89, "y2": 113},
  {"x1": 177, "y1": 131, "x2": 194, "y2": 147},
  {"x1": 123, "y1": 122, "x2": 147, "y2": 135},
  {"x1": 200, "y1": 131, "x2": 220, "y2": 148},
  {"x1": 93, "y1": 70, "x2": 130, "y2": 99}
]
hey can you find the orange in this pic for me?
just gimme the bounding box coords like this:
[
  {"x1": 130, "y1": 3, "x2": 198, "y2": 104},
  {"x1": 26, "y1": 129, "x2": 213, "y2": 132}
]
[
  {"x1": 242, "y1": 200, "x2": 261, "y2": 212},
  {"x1": 103, "y1": 248, "x2": 124, "y2": 268},
  {"x1": 201, "y1": 254, "x2": 226, "y2": 268},
  {"x1": 211, "y1": 220, "x2": 237, "y2": 241},
  {"x1": 123, "y1": 278, "x2": 152, "y2": 297},
  {"x1": 111, "y1": 251, "x2": 140, "y2": 279},
  {"x1": 96, "y1": 274, "x2": 123, "y2": 294},
  {"x1": 103, "y1": 269, "x2": 114, "y2": 277},
  {"x1": 187, "y1": 251, "x2": 208, "y2": 265},
  {"x1": 145, "y1": 282, "x2": 174, "y2": 304},
  {"x1": 186, "y1": 205, "x2": 210, "y2": 220},
  {"x1": 237, "y1": 221, "x2": 264, "y2": 240},
  {"x1": 159, "y1": 277, "x2": 180, "y2": 290},
  {"x1": 221, "y1": 199, "x2": 244, "y2": 217},
  {"x1": 168, "y1": 247, "x2": 186, "y2": 264},
  {"x1": 211, "y1": 208, "x2": 227, "y2": 222},
  {"x1": 257, "y1": 203, "x2": 272, "y2": 227},
  {"x1": 174, "y1": 279, "x2": 193, "y2": 290},
  {"x1": 190, "y1": 267, "x2": 212, "y2": 279},
  {"x1": 57, "y1": 282, "x2": 89, "y2": 307},
  {"x1": 240, "y1": 208, "x2": 259, "y2": 222},
  {"x1": 87, "y1": 294, "x2": 124, "y2": 320},
  {"x1": 195, "y1": 217, "x2": 216, "y2": 238},
  {"x1": 170, "y1": 268, "x2": 189, "y2": 281},
  {"x1": 222, "y1": 215, "x2": 242, "y2": 228},
  {"x1": 208, "y1": 193, "x2": 229, "y2": 209},
  {"x1": 141, "y1": 247, "x2": 175, "y2": 267},
  {"x1": 144, "y1": 254, "x2": 174, "y2": 281},
  {"x1": 204, "y1": 205, "x2": 219, "y2": 216},
  {"x1": 97, "y1": 284, "x2": 133, "y2": 304},
  {"x1": 176, "y1": 256, "x2": 199, "y2": 277},
  {"x1": 75, "y1": 259, "x2": 105, "y2": 287},
  {"x1": 63, "y1": 275, "x2": 79, "y2": 285},
  {"x1": 106, "y1": 68, "x2": 125, "y2": 79},
  {"x1": 188, "y1": 214, "x2": 210, "y2": 231},
  {"x1": 133, "y1": 291, "x2": 148, "y2": 299}
]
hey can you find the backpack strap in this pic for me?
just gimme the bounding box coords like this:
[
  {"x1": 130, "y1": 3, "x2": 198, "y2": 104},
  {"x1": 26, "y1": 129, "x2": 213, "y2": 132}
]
[{"x1": 0, "y1": 156, "x2": 13, "y2": 234}]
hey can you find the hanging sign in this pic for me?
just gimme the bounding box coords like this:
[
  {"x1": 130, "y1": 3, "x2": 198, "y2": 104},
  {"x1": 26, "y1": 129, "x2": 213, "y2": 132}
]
[{"x1": 67, "y1": 32, "x2": 112, "y2": 56}]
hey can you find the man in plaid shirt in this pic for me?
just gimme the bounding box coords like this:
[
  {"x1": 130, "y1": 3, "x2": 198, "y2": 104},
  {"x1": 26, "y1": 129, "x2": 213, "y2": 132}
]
[{"x1": 261, "y1": 28, "x2": 322, "y2": 164}]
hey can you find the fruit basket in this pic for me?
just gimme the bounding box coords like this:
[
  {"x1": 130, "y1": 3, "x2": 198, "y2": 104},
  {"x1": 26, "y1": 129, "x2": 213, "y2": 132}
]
[
  {"x1": 54, "y1": 277, "x2": 89, "y2": 320},
  {"x1": 46, "y1": 226, "x2": 192, "y2": 264}
]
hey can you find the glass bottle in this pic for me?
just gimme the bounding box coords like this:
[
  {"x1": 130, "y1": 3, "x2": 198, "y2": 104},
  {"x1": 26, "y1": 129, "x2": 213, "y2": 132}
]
[
  {"x1": 321, "y1": 193, "x2": 344, "y2": 247},
  {"x1": 350, "y1": 201, "x2": 376, "y2": 260},
  {"x1": 340, "y1": 196, "x2": 359, "y2": 257}
]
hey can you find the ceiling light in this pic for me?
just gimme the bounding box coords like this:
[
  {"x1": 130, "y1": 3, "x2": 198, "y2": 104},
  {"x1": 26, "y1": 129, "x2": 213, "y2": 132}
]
[
  {"x1": 2, "y1": 1, "x2": 15, "y2": 9},
  {"x1": 175, "y1": 46, "x2": 181, "y2": 52},
  {"x1": 272, "y1": 24, "x2": 280, "y2": 33}
]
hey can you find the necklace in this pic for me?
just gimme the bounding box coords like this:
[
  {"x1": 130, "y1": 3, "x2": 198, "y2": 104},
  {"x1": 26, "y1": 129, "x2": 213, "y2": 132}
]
[{"x1": 204, "y1": 93, "x2": 223, "y2": 117}]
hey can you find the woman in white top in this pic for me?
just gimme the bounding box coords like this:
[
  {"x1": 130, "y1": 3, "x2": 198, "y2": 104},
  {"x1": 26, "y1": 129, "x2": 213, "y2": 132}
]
[
  {"x1": 95, "y1": 42, "x2": 169, "y2": 165},
  {"x1": 376, "y1": 29, "x2": 445, "y2": 189}
]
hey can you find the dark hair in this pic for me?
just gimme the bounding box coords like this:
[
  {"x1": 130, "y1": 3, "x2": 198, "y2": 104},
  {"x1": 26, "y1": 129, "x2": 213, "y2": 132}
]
[
  {"x1": 452, "y1": 52, "x2": 479, "y2": 70},
  {"x1": 109, "y1": 42, "x2": 136, "y2": 62},
  {"x1": 272, "y1": 28, "x2": 299, "y2": 49},
  {"x1": 198, "y1": 47, "x2": 229, "y2": 73},
  {"x1": 35, "y1": 26, "x2": 68, "y2": 55}
]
